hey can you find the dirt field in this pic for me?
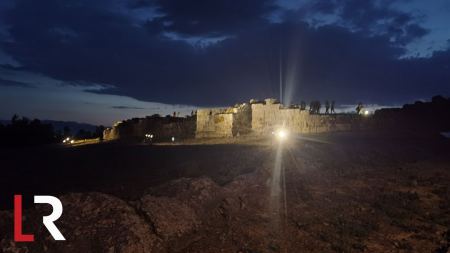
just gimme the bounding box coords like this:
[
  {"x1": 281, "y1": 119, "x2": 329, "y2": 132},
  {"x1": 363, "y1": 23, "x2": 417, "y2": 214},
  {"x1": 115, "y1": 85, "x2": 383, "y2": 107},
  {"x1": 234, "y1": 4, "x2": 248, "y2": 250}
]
[{"x1": 0, "y1": 131, "x2": 449, "y2": 252}]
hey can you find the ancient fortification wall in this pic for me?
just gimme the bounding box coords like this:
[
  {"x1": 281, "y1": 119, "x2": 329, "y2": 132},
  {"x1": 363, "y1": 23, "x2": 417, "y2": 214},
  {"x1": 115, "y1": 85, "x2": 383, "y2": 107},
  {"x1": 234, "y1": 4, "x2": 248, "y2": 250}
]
[
  {"x1": 196, "y1": 98, "x2": 361, "y2": 138},
  {"x1": 195, "y1": 109, "x2": 234, "y2": 138},
  {"x1": 251, "y1": 102, "x2": 360, "y2": 134},
  {"x1": 104, "y1": 96, "x2": 450, "y2": 141},
  {"x1": 104, "y1": 98, "x2": 364, "y2": 141},
  {"x1": 104, "y1": 116, "x2": 195, "y2": 141},
  {"x1": 195, "y1": 103, "x2": 252, "y2": 138}
]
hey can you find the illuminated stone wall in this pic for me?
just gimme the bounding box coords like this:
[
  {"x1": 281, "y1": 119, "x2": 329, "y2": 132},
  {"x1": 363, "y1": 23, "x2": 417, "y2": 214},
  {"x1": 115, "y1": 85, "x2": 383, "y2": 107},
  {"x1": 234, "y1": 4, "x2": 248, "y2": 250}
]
[
  {"x1": 195, "y1": 103, "x2": 252, "y2": 138},
  {"x1": 104, "y1": 116, "x2": 196, "y2": 141},
  {"x1": 251, "y1": 102, "x2": 360, "y2": 134},
  {"x1": 104, "y1": 99, "x2": 362, "y2": 141},
  {"x1": 195, "y1": 109, "x2": 234, "y2": 138}
]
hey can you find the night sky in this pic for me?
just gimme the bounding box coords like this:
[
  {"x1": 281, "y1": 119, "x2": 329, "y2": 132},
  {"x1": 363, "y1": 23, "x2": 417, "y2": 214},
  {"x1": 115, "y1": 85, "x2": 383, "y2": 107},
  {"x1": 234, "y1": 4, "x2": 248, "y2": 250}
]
[{"x1": 0, "y1": 0, "x2": 449, "y2": 125}]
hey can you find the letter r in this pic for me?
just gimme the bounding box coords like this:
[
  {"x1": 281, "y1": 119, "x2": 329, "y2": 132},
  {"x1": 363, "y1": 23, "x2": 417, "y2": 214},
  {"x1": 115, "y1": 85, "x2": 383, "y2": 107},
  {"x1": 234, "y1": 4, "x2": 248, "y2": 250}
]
[{"x1": 34, "y1": 196, "x2": 66, "y2": 241}]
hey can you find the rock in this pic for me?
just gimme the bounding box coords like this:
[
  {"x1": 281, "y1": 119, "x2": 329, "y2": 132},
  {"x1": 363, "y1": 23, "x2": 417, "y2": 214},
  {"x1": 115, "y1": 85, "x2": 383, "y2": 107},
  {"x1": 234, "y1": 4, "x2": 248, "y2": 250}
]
[
  {"x1": 145, "y1": 177, "x2": 221, "y2": 209},
  {"x1": 139, "y1": 178, "x2": 222, "y2": 238},
  {"x1": 139, "y1": 196, "x2": 199, "y2": 239}
]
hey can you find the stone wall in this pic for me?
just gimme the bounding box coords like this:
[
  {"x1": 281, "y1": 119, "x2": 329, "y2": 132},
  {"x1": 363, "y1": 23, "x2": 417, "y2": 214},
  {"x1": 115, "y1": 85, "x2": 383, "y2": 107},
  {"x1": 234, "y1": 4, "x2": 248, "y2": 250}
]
[
  {"x1": 195, "y1": 109, "x2": 234, "y2": 138},
  {"x1": 195, "y1": 103, "x2": 252, "y2": 138},
  {"x1": 251, "y1": 102, "x2": 360, "y2": 134},
  {"x1": 104, "y1": 116, "x2": 196, "y2": 141},
  {"x1": 104, "y1": 96, "x2": 450, "y2": 141},
  {"x1": 105, "y1": 98, "x2": 364, "y2": 141},
  {"x1": 230, "y1": 103, "x2": 252, "y2": 136}
]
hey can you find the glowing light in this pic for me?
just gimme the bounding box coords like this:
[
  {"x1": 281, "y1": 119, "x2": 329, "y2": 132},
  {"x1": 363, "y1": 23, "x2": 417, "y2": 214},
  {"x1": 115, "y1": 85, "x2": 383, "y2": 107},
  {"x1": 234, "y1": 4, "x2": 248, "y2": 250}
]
[
  {"x1": 171, "y1": 137, "x2": 175, "y2": 142},
  {"x1": 275, "y1": 129, "x2": 288, "y2": 141},
  {"x1": 70, "y1": 140, "x2": 74, "y2": 144},
  {"x1": 364, "y1": 110, "x2": 370, "y2": 116},
  {"x1": 150, "y1": 134, "x2": 153, "y2": 138}
]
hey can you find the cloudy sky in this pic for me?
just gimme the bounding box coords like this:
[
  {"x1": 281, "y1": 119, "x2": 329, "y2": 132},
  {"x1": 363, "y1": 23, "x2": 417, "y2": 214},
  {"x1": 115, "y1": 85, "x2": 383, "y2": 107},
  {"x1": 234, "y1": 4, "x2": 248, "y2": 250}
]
[{"x1": 0, "y1": 0, "x2": 449, "y2": 125}]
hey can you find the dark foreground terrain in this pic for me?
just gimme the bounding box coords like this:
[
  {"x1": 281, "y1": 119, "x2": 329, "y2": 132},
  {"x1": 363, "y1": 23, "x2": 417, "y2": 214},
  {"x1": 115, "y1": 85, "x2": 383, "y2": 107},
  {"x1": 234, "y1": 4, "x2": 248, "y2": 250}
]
[{"x1": 1, "y1": 132, "x2": 450, "y2": 252}]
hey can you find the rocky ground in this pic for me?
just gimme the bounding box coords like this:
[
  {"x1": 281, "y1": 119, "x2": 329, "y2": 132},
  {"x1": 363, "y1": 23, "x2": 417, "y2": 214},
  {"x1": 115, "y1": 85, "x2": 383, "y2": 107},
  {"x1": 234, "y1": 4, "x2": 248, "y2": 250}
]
[{"x1": 0, "y1": 132, "x2": 449, "y2": 253}]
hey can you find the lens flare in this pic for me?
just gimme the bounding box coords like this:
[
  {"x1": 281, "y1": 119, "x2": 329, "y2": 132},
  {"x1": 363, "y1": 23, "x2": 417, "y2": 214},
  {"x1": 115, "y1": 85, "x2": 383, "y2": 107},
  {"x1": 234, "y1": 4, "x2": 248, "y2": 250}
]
[{"x1": 275, "y1": 129, "x2": 288, "y2": 141}]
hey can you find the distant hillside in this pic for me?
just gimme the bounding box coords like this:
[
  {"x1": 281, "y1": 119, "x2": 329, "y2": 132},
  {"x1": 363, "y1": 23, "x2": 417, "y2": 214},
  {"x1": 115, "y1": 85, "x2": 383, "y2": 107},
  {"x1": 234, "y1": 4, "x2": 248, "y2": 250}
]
[
  {"x1": 0, "y1": 119, "x2": 100, "y2": 134},
  {"x1": 373, "y1": 95, "x2": 450, "y2": 134}
]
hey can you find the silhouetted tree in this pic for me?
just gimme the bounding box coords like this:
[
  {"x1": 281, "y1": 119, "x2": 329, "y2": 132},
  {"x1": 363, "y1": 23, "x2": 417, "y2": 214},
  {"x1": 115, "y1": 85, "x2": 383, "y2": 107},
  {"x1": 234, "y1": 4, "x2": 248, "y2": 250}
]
[
  {"x1": 0, "y1": 115, "x2": 56, "y2": 146},
  {"x1": 11, "y1": 114, "x2": 19, "y2": 123},
  {"x1": 63, "y1": 126, "x2": 71, "y2": 137},
  {"x1": 95, "y1": 125, "x2": 105, "y2": 140},
  {"x1": 76, "y1": 129, "x2": 92, "y2": 139}
]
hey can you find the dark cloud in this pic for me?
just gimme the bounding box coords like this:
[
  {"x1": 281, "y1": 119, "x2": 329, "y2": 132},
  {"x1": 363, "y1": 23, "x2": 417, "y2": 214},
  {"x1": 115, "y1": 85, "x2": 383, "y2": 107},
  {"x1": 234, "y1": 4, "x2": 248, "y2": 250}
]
[
  {"x1": 111, "y1": 105, "x2": 145, "y2": 110},
  {"x1": 0, "y1": 0, "x2": 448, "y2": 108},
  {"x1": 306, "y1": 0, "x2": 429, "y2": 44},
  {"x1": 139, "y1": 0, "x2": 277, "y2": 36},
  {"x1": 0, "y1": 77, "x2": 32, "y2": 87}
]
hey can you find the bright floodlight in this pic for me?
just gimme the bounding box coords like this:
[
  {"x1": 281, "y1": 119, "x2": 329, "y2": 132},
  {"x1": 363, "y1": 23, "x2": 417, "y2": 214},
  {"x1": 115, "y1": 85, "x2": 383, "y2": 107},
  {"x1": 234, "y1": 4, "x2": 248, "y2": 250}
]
[
  {"x1": 171, "y1": 136, "x2": 175, "y2": 142},
  {"x1": 364, "y1": 110, "x2": 370, "y2": 116},
  {"x1": 275, "y1": 129, "x2": 288, "y2": 141}
]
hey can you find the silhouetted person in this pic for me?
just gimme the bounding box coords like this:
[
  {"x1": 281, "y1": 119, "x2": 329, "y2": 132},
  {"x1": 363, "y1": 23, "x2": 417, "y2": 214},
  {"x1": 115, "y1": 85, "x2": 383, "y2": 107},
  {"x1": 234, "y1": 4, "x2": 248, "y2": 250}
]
[
  {"x1": 310, "y1": 101, "x2": 321, "y2": 114},
  {"x1": 331, "y1": 101, "x2": 335, "y2": 114},
  {"x1": 325, "y1": 100, "x2": 330, "y2": 114},
  {"x1": 300, "y1": 101, "x2": 306, "y2": 110},
  {"x1": 173, "y1": 111, "x2": 176, "y2": 117},
  {"x1": 356, "y1": 102, "x2": 363, "y2": 114}
]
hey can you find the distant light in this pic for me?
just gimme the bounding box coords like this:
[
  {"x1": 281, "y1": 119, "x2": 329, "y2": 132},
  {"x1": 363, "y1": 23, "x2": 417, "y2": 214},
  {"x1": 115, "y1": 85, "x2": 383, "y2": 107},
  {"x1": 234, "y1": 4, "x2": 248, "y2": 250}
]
[
  {"x1": 62, "y1": 140, "x2": 66, "y2": 143},
  {"x1": 70, "y1": 140, "x2": 74, "y2": 144},
  {"x1": 150, "y1": 134, "x2": 153, "y2": 139},
  {"x1": 65, "y1": 137, "x2": 70, "y2": 141},
  {"x1": 171, "y1": 137, "x2": 175, "y2": 142},
  {"x1": 364, "y1": 110, "x2": 370, "y2": 116}
]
